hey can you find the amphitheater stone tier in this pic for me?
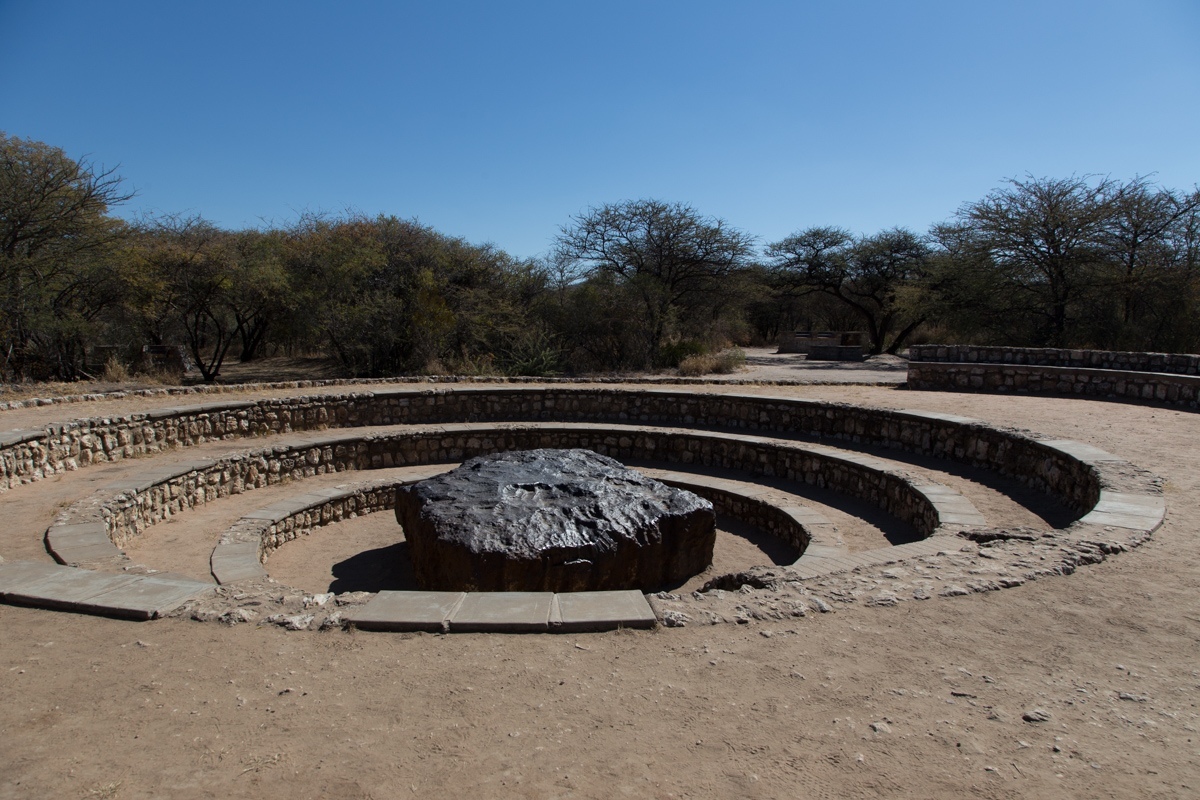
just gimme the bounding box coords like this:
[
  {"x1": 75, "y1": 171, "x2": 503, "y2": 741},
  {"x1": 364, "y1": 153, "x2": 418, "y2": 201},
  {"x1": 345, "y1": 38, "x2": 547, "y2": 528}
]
[
  {"x1": 0, "y1": 386, "x2": 1166, "y2": 631},
  {"x1": 908, "y1": 345, "x2": 1200, "y2": 407}
]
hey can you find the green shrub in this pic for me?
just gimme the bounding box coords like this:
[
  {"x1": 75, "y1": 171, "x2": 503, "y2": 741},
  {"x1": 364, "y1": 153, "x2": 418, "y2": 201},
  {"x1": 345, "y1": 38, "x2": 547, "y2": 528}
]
[{"x1": 657, "y1": 339, "x2": 707, "y2": 369}]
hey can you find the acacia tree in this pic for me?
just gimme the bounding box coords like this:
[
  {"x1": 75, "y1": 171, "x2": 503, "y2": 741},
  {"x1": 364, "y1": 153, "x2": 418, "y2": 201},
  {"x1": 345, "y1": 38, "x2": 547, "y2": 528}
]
[
  {"x1": 956, "y1": 175, "x2": 1118, "y2": 346},
  {"x1": 0, "y1": 132, "x2": 133, "y2": 378},
  {"x1": 554, "y1": 200, "x2": 755, "y2": 367},
  {"x1": 765, "y1": 226, "x2": 930, "y2": 354},
  {"x1": 133, "y1": 215, "x2": 239, "y2": 383},
  {"x1": 1101, "y1": 179, "x2": 1200, "y2": 336},
  {"x1": 225, "y1": 229, "x2": 290, "y2": 361}
]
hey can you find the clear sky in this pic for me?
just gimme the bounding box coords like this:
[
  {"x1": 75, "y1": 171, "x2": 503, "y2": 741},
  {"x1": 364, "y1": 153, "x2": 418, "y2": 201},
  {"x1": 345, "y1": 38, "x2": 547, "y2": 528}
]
[{"x1": 3, "y1": 0, "x2": 1198, "y2": 259}]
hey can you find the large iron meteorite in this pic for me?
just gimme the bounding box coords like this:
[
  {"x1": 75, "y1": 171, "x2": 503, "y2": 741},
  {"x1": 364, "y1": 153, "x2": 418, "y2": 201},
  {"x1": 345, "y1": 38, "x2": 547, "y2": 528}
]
[{"x1": 395, "y1": 449, "x2": 715, "y2": 592}]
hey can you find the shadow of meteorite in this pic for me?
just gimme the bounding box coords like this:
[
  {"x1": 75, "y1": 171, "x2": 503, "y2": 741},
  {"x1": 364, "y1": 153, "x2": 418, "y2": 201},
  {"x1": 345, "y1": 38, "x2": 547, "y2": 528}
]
[{"x1": 329, "y1": 540, "x2": 420, "y2": 594}]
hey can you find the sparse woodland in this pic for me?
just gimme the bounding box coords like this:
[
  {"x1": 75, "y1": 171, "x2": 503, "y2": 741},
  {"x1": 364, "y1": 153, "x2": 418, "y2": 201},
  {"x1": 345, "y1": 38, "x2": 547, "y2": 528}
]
[{"x1": 3, "y1": 132, "x2": 1197, "y2": 383}]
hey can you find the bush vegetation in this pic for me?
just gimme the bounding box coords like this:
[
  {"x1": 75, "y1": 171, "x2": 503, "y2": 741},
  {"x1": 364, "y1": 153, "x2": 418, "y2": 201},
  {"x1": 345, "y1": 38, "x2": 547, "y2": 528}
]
[
  {"x1": 3, "y1": 131, "x2": 1197, "y2": 383},
  {"x1": 678, "y1": 348, "x2": 747, "y2": 377}
]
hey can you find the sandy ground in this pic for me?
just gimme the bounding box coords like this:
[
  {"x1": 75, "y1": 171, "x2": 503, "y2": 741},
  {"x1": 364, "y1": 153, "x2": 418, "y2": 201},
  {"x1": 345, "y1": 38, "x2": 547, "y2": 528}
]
[{"x1": 1, "y1": 355, "x2": 1198, "y2": 799}]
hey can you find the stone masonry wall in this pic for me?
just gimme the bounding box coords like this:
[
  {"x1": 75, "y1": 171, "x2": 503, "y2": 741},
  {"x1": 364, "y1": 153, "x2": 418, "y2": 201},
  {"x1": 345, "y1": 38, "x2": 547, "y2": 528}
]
[
  {"x1": 909, "y1": 345, "x2": 1200, "y2": 375},
  {"x1": 908, "y1": 361, "x2": 1200, "y2": 409},
  {"x1": 3, "y1": 387, "x2": 1101, "y2": 513},
  {"x1": 92, "y1": 426, "x2": 939, "y2": 551},
  {"x1": 232, "y1": 478, "x2": 808, "y2": 567}
]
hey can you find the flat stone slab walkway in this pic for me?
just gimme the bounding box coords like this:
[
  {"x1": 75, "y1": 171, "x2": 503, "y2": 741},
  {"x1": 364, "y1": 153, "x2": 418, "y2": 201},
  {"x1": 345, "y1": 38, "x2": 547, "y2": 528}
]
[
  {"x1": 0, "y1": 560, "x2": 215, "y2": 620},
  {"x1": 349, "y1": 589, "x2": 656, "y2": 633}
]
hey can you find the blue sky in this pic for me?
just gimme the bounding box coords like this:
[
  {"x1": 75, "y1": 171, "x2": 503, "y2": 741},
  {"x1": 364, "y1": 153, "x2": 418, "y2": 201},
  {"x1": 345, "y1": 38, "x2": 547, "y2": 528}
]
[{"x1": 3, "y1": 0, "x2": 1198, "y2": 259}]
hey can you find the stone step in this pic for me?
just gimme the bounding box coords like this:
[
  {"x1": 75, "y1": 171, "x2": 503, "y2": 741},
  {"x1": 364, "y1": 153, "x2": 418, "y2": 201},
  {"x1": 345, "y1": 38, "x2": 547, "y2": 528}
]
[
  {"x1": 0, "y1": 560, "x2": 214, "y2": 620},
  {"x1": 349, "y1": 589, "x2": 656, "y2": 634},
  {"x1": 45, "y1": 522, "x2": 124, "y2": 566}
]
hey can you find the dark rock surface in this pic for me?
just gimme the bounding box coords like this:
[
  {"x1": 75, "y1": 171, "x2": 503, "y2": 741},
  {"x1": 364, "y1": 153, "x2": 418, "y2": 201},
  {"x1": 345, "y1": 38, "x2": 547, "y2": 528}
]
[{"x1": 395, "y1": 449, "x2": 716, "y2": 592}]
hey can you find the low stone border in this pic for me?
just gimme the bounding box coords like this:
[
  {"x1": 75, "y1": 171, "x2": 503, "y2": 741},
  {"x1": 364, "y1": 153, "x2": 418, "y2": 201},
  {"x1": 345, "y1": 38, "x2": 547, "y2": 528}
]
[
  {"x1": 648, "y1": 487, "x2": 1166, "y2": 627},
  {"x1": 0, "y1": 387, "x2": 1104, "y2": 517},
  {"x1": 907, "y1": 360, "x2": 1200, "y2": 408},
  {"x1": 49, "y1": 423, "x2": 984, "y2": 561},
  {"x1": 650, "y1": 471, "x2": 837, "y2": 556},
  {"x1": 0, "y1": 371, "x2": 905, "y2": 412},
  {"x1": 210, "y1": 468, "x2": 842, "y2": 588},
  {"x1": 212, "y1": 470, "x2": 444, "y2": 585},
  {"x1": 910, "y1": 344, "x2": 1200, "y2": 375}
]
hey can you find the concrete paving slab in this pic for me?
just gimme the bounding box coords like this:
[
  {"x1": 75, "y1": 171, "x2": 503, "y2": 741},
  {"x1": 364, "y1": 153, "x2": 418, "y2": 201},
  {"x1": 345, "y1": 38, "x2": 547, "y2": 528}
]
[
  {"x1": 46, "y1": 522, "x2": 109, "y2": 543},
  {"x1": 780, "y1": 506, "x2": 830, "y2": 524},
  {"x1": 102, "y1": 475, "x2": 157, "y2": 493},
  {"x1": 2, "y1": 567, "x2": 139, "y2": 611},
  {"x1": 0, "y1": 430, "x2": 40, "y2": 447},
  {"x1": 248, "y1": 496, "x2": 322, "y2": 519},
  {"x1": 797, "y1": 554, "x2": 858, "y2": 574},
  {"x1": 349, "y1": 591, "x2": 466, "y2": 632},
  {"x1": 137, "y1": 467, "x2": 193, "y2": 484},
  {"x1": 1092, "y1": 492, "x2": 1165, "y2": 513},
  {"x1": 210, "y1": 542, "x2": 266, "y2": 584},
  {"x1": 916, "y1": 483, "x2": 968, "y2": 497},
  {"x1": 305, "y1": 486, "x2": 351, "y2": 500},
  {"x1": 1040, "y1": 440, "x2": 1124, "y2": 463},
  {"x1": 80, "y1": 575, "x2": 215, "y2": 620},
  {"x1": 554, "y1": 590, "x2": 656, "y2": 632},
  {"x1": 241, "y1": 507, "x2": 291, "y2": 521},
  {"x1": 449, "y1": 592, "x2": 553, "y2": 633},
  {"x1": 291, "y1": 492, "x2": 340, "y2": 508},
  {"x1": 897, "y1": 538, "x2": 951, "y2": 556},
  {"x1": 929, "y1": 496, "x2": 985, "y2": 513},
  {"x1": 901, "y1": 409, "x2": 980, "y2": 425},
  {"x1": 789, "y1": 562, "x2": 831, "y2": 579},
  {"x1": 171, "y1": 458, "x2": 217, "y2": 474},
  {"x1": 52, "y1": 543, "x2": 125, "y2": 565},
  {"x1": 801, "y1": 544, "x2": 851, "y2": 559},
  {"x1": 937, "y1": 512, "x2": 990, "y2": 526},
  {"x1": 0, "y1": 560, "x2": 73, "y2": 597},
  {"x1": 193, "y1": 400, "x2": 257, "y2": 413},
  {"x1": 1078, "y1": 510, "x2": 1161, "y2": 530}
]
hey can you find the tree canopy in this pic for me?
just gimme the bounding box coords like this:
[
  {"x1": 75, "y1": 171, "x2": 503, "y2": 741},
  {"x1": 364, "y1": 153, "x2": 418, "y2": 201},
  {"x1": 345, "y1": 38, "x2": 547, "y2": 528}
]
[
  {"x1": 2, "y1": 132, "x2": 1199, "y2": 383},
  {"x1": 555, "y1": 200, "x2": 755, "y2": 367},
  {"x1": 0, "y1": 132, "x2": 134, "y2": 378}
]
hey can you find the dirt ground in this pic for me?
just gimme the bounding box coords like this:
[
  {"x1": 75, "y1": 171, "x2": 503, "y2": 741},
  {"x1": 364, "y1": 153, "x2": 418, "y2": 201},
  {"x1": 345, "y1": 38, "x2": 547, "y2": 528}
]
[{"x1": 1, "y1": 354, "x2": 1198, "y2": 799}]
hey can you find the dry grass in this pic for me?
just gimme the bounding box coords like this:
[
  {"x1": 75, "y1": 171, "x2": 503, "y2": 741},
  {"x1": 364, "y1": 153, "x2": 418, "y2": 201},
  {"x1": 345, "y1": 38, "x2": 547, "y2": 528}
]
[{"x1": 677, "y1": 347, "x2": 747, "y2": 376}]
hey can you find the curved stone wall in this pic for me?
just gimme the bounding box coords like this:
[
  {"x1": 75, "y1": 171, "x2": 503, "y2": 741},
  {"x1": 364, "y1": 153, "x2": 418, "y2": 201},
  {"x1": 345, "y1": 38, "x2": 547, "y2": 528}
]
[
  {"x1": 2, "y1": 385, "x2": 1163, "y2": 629},
  {"x1": 60, "y1": 424, "x2": 945, "y2": 554},
  {"x1": 1, "y1": 388, "x2": 1103, "y2": 513},
  {"x1": 908, "y1": 346, "x2": 1200, "y2": 408},
  {"x1": 910, "y1": 345, "x2": 1200, "y2": 374},
  {"x1": 209, "y1": 470, "x2": 818, "y2": 587}
]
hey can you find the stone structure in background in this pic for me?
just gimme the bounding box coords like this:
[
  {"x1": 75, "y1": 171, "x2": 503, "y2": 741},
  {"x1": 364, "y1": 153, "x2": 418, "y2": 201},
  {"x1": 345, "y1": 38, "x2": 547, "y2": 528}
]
[
  {"x1": 395, "y1": 449, "x2": 716, "y2": 592},
  {"x1": 776, "y1": 331, "x2": 867, "y2": 361}
]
